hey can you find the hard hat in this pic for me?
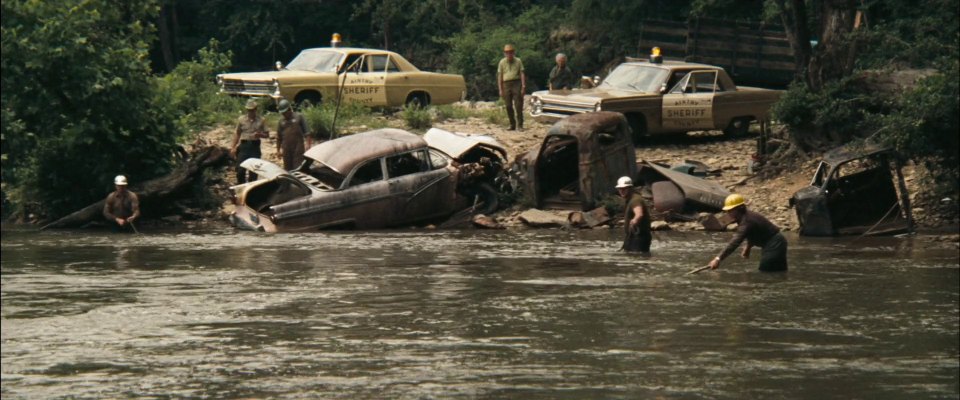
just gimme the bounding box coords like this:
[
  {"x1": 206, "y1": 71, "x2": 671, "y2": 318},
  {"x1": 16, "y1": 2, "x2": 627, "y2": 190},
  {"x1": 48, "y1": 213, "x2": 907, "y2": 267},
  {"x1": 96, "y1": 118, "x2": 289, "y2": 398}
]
[
  {"x1": 245, "y1": 99, "x2": 258, "y2": 110},
  {"x1": 615, "y1": 176, "x2": 633, "y2": 189},
  {"x1": 503, "y1": 44, "x2": 516, "y2": 52},
  {"x1": 722, "y1": 193, "x2": 746, "y2": 211},
  {"x1": 278, "y1": 99, "x2": 292, "y2": 113},
  {"x1": 114, "y1": 175, "x2": 128, "y2": 185}
]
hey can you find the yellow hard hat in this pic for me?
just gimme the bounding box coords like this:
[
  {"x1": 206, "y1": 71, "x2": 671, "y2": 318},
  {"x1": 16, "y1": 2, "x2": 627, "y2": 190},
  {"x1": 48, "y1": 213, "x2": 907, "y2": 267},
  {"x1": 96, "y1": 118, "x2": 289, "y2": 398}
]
[{"x1": 722, "y1": 193, "x2": 746, "y2": 211}]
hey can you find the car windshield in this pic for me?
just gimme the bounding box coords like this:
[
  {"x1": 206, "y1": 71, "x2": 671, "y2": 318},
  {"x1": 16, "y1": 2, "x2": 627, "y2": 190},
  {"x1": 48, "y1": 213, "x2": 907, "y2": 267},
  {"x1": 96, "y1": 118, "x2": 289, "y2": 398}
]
[
  {"x1": 599, "y1": 64, "x2": 670, "y2": 92},
  {"x1": 285, "y1": 50, "x2": 343, "y2": 73}
]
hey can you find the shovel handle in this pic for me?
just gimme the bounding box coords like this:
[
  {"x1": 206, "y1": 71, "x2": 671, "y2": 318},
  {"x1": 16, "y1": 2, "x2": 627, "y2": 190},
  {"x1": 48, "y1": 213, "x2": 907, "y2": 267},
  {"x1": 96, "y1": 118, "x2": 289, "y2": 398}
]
[{"x1": 687, "y1": 265, "x2": 711, "y2": 275}]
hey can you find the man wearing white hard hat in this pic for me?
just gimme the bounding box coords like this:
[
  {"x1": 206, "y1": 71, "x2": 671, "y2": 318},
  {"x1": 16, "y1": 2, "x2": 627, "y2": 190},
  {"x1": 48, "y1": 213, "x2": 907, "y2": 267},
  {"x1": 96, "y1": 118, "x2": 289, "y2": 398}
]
[
  {"x1": 616, "y1": 176, "x2": 651, "y2": 254},
  {"x1": 103, "y1": 175, "x2": 140, "y2": 231}
]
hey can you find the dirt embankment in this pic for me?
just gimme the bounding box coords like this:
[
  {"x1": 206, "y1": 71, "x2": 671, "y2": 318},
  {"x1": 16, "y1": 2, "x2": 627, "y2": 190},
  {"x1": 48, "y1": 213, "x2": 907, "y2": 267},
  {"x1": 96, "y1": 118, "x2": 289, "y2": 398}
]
[{"x1": 194, "y1": 102, "x2": 956, "y2": 236}]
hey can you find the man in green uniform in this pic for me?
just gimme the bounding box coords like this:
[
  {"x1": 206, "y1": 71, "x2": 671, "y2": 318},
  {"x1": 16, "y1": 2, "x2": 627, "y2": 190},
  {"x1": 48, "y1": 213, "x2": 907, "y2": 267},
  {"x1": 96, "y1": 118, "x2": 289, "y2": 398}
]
[
  {"x1": 497, "y1": 44, "x2": 526, "y2": 131},
  {"x1": 276, "y1": 99, "x2": 312, "y2": 171},
  {"x1": 103, "y1": 175, "x2": 140, "y2": 232},
  {"x1": 230, "y1": 99, "x2": 269, "y2": 183},
  {"x1": 708, "y1": 194, "x2": 788, "y2": 272},
  {"x1": 616, "y1": 176, "x2": 652, "y2": 254},
  {"x1": 548, "y1": 53, "x2": 576, "y2": 90}
]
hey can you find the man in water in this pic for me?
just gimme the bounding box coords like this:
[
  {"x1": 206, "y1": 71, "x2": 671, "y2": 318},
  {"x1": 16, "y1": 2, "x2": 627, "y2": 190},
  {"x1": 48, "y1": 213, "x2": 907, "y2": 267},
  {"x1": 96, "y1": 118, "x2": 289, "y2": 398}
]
[
  {"x1": 617, "y1": 176, "x2": 651, "y2": 254},
  {"x1": 708, "y1": 193, "x2": 788, "y2": 272},
  {"x1": 103, "y1": 175, "x2": 140, "y2": 231}
]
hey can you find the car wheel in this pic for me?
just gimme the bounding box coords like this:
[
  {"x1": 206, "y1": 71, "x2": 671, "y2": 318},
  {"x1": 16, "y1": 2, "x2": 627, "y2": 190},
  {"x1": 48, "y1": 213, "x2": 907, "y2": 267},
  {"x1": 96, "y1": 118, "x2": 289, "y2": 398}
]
[
  {"x1": 295, "y1": 91, "x2": 322, "y2": 108},
  {"x1": 626, "y1": 113, "x2": 646, "y2": 145},
  {"x1": 405, "y1": 93, "x2": 429, "y2": 109},
  {"x1": 723, "y1": 117, "x2": 752, "y2": 137}
]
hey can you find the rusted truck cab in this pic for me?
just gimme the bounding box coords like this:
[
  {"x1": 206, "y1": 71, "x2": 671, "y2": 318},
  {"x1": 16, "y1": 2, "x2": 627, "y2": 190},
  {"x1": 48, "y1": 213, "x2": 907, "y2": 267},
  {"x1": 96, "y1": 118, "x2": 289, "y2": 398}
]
[
  {"x1": 530, "y1": 56, "x2": 781, "y2": 142},
  {"x1": 516, "y1": 112, "x2": 636, "y2": 210},
  {"x1": 790, "y1": 143, "x2": 913, "y2": 236}
]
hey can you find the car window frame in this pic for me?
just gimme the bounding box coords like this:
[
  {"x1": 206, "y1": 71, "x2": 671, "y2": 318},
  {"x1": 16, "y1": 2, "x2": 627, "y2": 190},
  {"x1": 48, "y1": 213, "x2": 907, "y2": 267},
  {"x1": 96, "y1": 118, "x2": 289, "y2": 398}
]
[{"x1": 345, "y1": 157, "x2": 387, "y2": 188}]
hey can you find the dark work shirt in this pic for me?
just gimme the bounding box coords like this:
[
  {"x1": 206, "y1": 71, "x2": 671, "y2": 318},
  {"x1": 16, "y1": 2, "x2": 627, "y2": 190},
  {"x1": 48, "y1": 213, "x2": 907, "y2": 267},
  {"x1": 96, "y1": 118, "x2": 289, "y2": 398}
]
[
  {"x1": 718, "y1": 209, "x2": 780, "y2": 260},
  {"x1": 549, "y1": 65, "x2": 576, "y2": 90},
  {"x1": 624, "y1": 192, "x2": 651, "y2": 235}
]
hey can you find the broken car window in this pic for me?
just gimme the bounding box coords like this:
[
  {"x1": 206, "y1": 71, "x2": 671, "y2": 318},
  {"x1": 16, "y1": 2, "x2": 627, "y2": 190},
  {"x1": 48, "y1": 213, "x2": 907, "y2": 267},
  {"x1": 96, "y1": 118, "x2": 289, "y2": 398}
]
[
  {"x1": 386, "y1": 152, "x2": 426, "y2": 179},
  {"x1": 306, "y1": 163, "x2": 345, "y2": 189},
  {"x1": 349, "y1": 159, "x2": 384, "y2": 186}
]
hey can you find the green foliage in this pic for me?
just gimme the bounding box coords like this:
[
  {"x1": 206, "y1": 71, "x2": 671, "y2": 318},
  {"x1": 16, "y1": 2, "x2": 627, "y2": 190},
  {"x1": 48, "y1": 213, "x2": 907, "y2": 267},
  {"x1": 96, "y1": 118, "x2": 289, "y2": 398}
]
[
  {"x1": 299, "y1": 101, "x2": 387, "y2": 139},
  {"x1": 1, "y1": 0, "x2": 182, "y2": 218},
  {"x1": 154, "y1": 39, "x2": 243, "y2": 137},
  {"x1": 400, "y1": 105, "x2": 432, "y2": 130},
  {"x1": 875, "y1": 66, "x2": 959, "y2": 170},
  {"x1": 447, "y1": 6, "x2": 563, "y2": 98}
]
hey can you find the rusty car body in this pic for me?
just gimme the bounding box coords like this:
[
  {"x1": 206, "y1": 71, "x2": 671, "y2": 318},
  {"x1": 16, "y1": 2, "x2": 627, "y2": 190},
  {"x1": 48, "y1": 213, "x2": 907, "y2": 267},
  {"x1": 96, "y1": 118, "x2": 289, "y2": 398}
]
[
  {"x1": 515, "y1": 112, "x2": 636, "y2": 211},
  {"x1": 790, "y1": 143, "x2": 913, "y2": 236},
  {"x1": 529, "y1": 57, "x2": 782, "y2": 142},
  {"x1": 229, "y1": 128, "x2": 506, "y2": 232},
  {"x1": 635, "y1": 160, "x2": 730, "y2": 215},
  {"x1": 217, "y1": 47, "x2": 466, "y2": 107}
]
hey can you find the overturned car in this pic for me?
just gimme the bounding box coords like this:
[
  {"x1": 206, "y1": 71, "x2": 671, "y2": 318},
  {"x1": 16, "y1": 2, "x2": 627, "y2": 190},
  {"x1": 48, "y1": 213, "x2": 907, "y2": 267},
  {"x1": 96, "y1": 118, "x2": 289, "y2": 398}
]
[
  {"x1": 790, "y1": 142, "x2": 913, "y2": 236},
  {"x1": 230, "y1": 128, "x2": 507, "y2": 232}
]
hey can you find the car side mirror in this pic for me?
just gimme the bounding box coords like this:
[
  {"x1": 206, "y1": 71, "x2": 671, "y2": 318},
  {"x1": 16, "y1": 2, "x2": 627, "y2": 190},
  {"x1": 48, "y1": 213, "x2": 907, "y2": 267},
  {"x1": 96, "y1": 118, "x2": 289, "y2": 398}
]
[
  {"x1": 275, "y1": 61, "x2": 283, "y2": 70},
  {"x1": 659, "y1": 83, "x2": 668, "y2": 94}
]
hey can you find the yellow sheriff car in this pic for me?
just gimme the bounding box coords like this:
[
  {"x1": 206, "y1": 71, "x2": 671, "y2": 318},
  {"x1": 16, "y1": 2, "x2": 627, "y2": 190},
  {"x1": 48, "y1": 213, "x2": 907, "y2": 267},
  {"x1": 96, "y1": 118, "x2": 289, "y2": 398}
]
[{"x1": 217, "y1": 45, "x2": 466, "y2": 107}]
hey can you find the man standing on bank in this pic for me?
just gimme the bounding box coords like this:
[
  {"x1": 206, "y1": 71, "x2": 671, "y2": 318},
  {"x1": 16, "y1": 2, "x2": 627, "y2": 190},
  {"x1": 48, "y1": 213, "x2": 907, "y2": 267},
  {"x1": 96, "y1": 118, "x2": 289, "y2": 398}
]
[
  {"x1": 103, "y1": 175, "x2": 140, "y2": 231},
  {"x1": 497, "y1": 44, "x2": 526, "y2": 131},
  {"x1": 548, "y1": 53, "x2": 576, "y2": 90},
  {"x1": 276, "y1": 99, "x2": 312, "y2": 171},
  {"x1": 230, "y1": 99, "x2": 269, "y2": 183},
  {"x1": 708, "y1": 194, "x2": 788, "y2": 272},
  {"x1": 617, "y1": 176, "x2": 652, "y2": 254}
]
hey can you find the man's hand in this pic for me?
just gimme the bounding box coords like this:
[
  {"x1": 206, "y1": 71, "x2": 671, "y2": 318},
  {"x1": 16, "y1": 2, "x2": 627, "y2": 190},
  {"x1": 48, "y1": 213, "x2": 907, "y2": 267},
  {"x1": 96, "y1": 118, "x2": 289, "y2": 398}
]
[
  {"x1": 116, "y1": 217, "x2": 126, "y2": 226},
  {"x1": 708, "y1": 257, "x2": 720, "y2": 270},
  {"x1": 230, "y1": 146, "x2": 238, "y2": 158}
]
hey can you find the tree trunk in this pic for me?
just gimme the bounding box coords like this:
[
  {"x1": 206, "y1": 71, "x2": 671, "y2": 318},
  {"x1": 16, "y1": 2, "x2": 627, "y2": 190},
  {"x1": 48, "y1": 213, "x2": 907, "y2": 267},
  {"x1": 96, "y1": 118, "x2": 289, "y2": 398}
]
[
  {"x1": 157, "y1": 3, "x2": 176, "y2": 72},
  {"x1": 807, "y1": 0, "x2": 859, "y2": 90},
  {"x1": 41, "y1": 145, "x2": 230, "y2": 230},
  {"x1": 776, "y1": 0, "x2": 813, "y2": 83}
]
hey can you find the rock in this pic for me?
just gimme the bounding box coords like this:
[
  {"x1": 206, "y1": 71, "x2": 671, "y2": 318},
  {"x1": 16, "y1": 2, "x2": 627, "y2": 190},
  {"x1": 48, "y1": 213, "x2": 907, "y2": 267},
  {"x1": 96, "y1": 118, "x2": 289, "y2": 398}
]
[
  {"x1": 518, "y1": 209, "x2": 568, "y2": 228},
  {"x1": 651, "y1": 221, "x2": 671, "y2": 231}
]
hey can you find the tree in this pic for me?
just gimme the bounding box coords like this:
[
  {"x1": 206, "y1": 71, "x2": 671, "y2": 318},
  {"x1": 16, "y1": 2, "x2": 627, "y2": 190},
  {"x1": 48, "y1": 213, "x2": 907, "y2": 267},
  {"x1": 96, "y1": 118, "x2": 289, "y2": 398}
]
[{"x1": 1, "y1": 0, "x2": 181, "y2": 218}]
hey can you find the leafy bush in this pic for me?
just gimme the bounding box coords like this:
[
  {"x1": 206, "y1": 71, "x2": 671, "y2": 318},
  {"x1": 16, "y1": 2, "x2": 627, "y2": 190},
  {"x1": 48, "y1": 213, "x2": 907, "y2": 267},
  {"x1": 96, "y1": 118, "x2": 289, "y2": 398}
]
[
  {"x1": 155, "y1": 39, "x2": 243, "y2": 138},
  {"x1": 1, "y1": 0, "x2": 182, "y2": 218},
  {"x1": 447, "y1": 6, "x2": 562, "y2": 99},
  {"x1": 299, "y1": 101, "x2": 387, "y2": 140},
  {"x1": 400, "y1": 105, "x2": 432, "y2": 130}
]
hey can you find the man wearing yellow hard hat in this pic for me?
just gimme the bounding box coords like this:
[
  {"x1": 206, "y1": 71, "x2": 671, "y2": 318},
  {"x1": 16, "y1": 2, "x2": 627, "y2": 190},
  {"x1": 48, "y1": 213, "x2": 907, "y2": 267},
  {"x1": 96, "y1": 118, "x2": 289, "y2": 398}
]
[{"x1": 707, "y1": 193, "x2": 788, "y2": 271}]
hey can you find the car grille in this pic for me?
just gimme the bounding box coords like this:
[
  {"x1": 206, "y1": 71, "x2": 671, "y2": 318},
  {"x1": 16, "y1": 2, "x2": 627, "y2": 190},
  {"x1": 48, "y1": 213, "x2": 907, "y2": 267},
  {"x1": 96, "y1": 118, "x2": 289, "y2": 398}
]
[
  {"x1": 222, "y1": 79, "x2": 273, "y2": 95},
  {"x1": 542, "y1": 102, "x2": 594, "y2": 116}
]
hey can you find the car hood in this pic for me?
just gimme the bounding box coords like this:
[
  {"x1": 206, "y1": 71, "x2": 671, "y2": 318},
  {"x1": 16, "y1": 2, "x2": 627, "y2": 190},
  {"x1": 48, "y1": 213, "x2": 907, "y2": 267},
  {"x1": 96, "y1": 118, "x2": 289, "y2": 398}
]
[
  {"x1": 219, "y1": 70, "x2": 333, "y2": 81},
  {"x1": 423, "y1": 128, "x2": 507, "y2": 160},
  {"x1": 533, "y1": 88, "x2": 657, "y2": 103},
  {"x1": 239, "y1": 158, "x2": 289, "y2": 180}
]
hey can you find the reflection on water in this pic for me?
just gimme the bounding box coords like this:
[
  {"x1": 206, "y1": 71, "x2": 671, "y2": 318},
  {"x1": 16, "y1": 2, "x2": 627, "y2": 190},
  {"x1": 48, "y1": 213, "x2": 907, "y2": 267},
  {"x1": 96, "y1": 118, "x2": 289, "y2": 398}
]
[{"x1": 2, "y1": 229, "x2": 958, "y2": 399}]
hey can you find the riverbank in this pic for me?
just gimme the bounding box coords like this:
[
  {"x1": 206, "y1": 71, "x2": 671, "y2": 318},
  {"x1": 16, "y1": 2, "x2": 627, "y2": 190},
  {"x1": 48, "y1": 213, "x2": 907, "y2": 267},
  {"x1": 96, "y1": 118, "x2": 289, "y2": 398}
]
[{"x1": 182, "y1": 102, "x2": 957, "y2": 235}]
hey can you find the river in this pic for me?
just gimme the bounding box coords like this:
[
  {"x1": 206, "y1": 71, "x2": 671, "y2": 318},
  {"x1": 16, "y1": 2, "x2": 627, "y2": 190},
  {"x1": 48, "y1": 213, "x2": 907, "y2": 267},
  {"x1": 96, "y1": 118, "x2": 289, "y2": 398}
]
[{"x1": 1, "y1": 228, "x2": 957, "y2": 399}]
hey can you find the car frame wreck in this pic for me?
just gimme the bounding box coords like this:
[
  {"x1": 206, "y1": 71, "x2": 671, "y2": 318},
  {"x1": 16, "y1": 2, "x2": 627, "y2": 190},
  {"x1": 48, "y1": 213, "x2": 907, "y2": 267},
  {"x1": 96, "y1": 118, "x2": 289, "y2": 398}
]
[
  {"x1": 790, "y1": 142, "x2": 913, "y2": 236},
  {"x1": 230, "y1": 128, "x2": 507, "y2": 232},
  {"x1": 515, "y1": 111, "x2": 637, "y2": 211}
]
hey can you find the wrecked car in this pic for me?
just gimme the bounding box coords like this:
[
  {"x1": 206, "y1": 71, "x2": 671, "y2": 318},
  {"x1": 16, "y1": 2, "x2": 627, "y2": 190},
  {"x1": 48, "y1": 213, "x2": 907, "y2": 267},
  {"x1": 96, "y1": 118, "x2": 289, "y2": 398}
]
[
  {"x1": 230, "y1": 128, "x2": 506, "y2": 232},
  {"x1": 529, "y1": 48, "x2": 782, "y2": 142},
  {"x1": 515, "y1": 111, "x2": 636, "y2": 211},
  {"x1": 635, "y1": 160, "x2": 730, "y2": 216},
  {"x1": 790, "y1": 143, "x2": 913, "y2": 236}
]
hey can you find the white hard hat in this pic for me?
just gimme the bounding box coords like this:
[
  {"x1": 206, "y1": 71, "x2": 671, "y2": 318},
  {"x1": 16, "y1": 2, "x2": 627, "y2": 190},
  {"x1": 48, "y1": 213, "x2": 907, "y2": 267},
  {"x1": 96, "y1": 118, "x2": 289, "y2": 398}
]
[
  {"x1": 114, "y1": 175, "x2": 128, "y2": 185},
  {"x1": 615, "y1": 176, "x2": 633, "y2": 189}
]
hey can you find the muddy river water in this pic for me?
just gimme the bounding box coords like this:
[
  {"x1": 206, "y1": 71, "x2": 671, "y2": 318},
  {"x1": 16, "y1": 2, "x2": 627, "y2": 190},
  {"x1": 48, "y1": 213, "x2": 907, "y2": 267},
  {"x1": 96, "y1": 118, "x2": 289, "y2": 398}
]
[{"x1": 1, "y1": 228, "x2": 957, "y2": 399}]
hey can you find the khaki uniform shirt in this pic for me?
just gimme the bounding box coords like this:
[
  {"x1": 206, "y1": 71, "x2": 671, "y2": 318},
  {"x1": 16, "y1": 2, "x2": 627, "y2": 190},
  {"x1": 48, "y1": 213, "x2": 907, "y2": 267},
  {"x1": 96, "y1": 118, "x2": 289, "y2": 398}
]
[
  {"x1": 498, "y1": 57, "x2": 525, "y2": 82},
  {"x1": 237, "y1": 115, "x2": 266, "y2": 141}
]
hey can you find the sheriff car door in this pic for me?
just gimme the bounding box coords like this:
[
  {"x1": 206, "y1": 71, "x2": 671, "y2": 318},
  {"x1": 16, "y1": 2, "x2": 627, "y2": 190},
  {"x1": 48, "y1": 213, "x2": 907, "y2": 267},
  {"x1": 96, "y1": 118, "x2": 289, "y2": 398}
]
[
  {"x1": 661, "y1": 70, "x2": 718, "y2": 131},
  {"x1": 342, "y1": 53, "x2": 388, "y2": 106}
]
